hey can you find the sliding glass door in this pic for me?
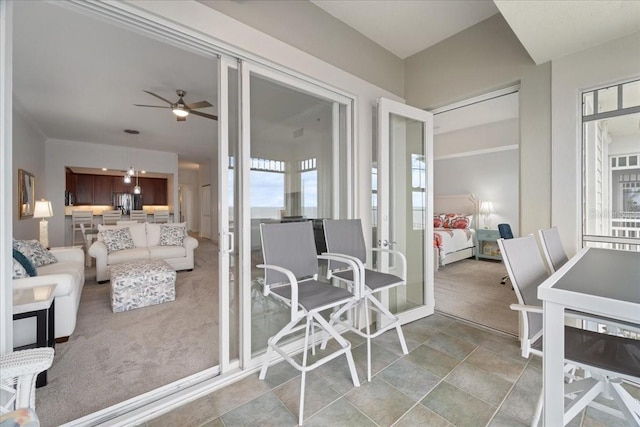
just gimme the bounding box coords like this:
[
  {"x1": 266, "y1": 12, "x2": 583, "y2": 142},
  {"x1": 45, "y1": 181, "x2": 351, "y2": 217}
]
[{"x1": 238, "y1": 62, "x2": 352, "y2": 366}]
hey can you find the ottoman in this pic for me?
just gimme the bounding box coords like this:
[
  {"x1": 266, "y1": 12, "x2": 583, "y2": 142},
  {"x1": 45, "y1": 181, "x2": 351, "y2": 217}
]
[{"x1": 110, "y1": 259, "x2": 176, "y2": 313}]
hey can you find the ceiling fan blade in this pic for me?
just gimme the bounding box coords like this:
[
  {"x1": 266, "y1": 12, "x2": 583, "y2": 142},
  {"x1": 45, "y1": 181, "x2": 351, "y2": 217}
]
[
  {"x1": 177, "y1": 115, "x2": 187, "y2": 122},
  {"x1": 134, "y1": 104, "x2": 171, "y2": 109},
  {"x1": 143, "y1": 90, "x2": 173, "y2": 105},
  {"x1": 190, "y1": 110, "x2": 218, "y2": 121},
  {"x1": 186, "y1": 100, "x2": 213, "y2": 110}
]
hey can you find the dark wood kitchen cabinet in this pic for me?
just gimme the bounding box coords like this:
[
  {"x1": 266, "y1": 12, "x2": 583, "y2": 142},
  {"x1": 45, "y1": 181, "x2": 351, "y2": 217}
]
[
  {"x1": 75, "y1": 174, "x2": 95, "y2": 205},
  {"x1": 137, "y1": 178, "x2": 167, "y2": 205},
  {"x1": 93, "y1": 175, "x2": 113, "y2": 205}
]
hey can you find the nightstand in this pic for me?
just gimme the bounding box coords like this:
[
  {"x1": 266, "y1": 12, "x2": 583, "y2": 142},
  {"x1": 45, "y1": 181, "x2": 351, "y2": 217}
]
[{"x1": 475, "y1": 229, "x2": 502, "y2": 261}]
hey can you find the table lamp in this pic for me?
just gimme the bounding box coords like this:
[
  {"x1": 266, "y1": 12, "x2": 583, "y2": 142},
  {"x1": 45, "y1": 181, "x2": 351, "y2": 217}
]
[
  {"x1": 33, "y1": 199, "x2": 53, "y2": 248},
  {"x1": 480, "y1": 201, "x2": 494, "y2": 229}
]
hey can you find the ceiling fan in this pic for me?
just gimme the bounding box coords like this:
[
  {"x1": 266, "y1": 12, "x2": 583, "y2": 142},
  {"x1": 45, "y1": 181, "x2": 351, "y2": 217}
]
[{"x1": 134, "y1": 89, "x2": 218, "y2": 121}]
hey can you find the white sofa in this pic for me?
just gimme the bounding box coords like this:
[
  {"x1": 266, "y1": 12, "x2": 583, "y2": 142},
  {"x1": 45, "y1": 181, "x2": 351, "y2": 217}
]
[
  {"x1": 89, "y1": 222, "x2": 199, "y2": 283},
  {"x1": 13, "y1": 247, "x2": 85, "y2": 348}
]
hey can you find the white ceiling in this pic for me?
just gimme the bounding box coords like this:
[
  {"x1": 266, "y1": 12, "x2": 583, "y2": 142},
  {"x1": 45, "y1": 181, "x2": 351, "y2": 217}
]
[
  {"x1": 434, "y1": 92, "x2": 519, "y2": 135},
  {"x1": 313, "y1": 0, "x2": 640, "y2": 64},
  {"x1": 311, "y1": 0, "x2": 499, "y2": 59}
]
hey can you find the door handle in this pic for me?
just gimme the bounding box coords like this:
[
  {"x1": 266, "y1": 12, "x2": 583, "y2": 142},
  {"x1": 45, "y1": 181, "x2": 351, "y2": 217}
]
[{"x1": 379, "y1": 239, "x2": 388, "y2": 247}]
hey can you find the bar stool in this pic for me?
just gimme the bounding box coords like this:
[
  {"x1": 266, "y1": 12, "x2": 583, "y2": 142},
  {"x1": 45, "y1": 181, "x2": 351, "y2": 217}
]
[
  {"x1": 153, "y1": 210, "x2": 170, "y2": 223},
  {"x1": 129, "y1": 210, "x2": 147, "y2": 223},
  {"x1": 102, "y1": 210, "x2": 122, "y2": 225},
  {"x1": 71, "y1": 210, "x2": 96, "y2": 247}
]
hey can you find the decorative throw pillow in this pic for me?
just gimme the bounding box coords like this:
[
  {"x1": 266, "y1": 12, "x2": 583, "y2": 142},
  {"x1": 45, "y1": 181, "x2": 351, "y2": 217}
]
[
  {"x1": 160, "y1": 224, "x2": 186, "y2": 246},
  {"x1": 12, "y1": 240, "x2": 57, "y2": 267},
  {"x1": 100, "y1": 227, "x2": 135, "y2": 253},
  {"x1": 433, "y1": 214, "x2": 445, "y2": 228},
  {"x1": 13, "y1": 249, "x2": 37, "y2": 277},
  {"x1": 443, "y1": 213, "x2": 472, "y2": 229},
  {"x1": 12, "y1": 257, "x2": 30, "y2": 279}
]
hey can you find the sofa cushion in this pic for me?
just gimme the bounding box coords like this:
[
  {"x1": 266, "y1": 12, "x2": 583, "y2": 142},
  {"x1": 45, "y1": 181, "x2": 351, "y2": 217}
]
[
  {"x1": 146, "y1": 223, "x2": 162, "y2": 247},
  {"x1": 160, "y1": 224, "x2": 186, "y2": 246},
  {"x1": 37, "y1": 261, "x2": 85, "y2": 296},
  {"x1": 100, "y1": 228, "x2": 135, "y2": 253},
  {"x1": 107, "y1": 247, "x2": 150, "y2": 264},
  {"x1": 12, "y1": 258, "x2": 29, "y2": 279},
  {"x1": 13, "y1": 239, "x2": 57, "y2": 267},
  {"x1": 149, "y1": 245, "x2": 186, "y2": 259},
  {"x1": 98, "y1": 223, "x2": 147, "y2": 247},
  {"x1": 13, "y1": 249, "x2": 37, "y2": 277}
]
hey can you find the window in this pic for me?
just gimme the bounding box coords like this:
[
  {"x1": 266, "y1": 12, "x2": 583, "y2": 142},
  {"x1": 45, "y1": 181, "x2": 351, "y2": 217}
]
[
  {"x1": 411, "y1": 154, "x2": 426, "y2": 230},
  {"x1": 582, "y1": 79, "x2": 640, "y2": 251}
]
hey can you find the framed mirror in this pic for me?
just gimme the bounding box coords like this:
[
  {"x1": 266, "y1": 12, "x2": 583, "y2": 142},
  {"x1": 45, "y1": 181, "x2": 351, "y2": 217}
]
[{"x1": 18, "y1": 169, "x2": 35, "y2": 219}]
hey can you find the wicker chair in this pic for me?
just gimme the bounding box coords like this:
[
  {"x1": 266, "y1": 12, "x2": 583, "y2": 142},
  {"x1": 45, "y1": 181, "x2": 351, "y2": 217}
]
[{"x1": 0, "y1": 348, "x2": 54, "y2": 415}]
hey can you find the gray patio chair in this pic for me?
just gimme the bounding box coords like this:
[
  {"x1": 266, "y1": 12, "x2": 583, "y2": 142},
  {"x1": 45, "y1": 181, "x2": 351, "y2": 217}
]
[
  {"x1": 537, "y1": 226, "x2": 569, "y2": 273},
  {"x1": 498, "y1": 235, "x2": 640, "y2": 426},
  {"x1": 257, "y1": 221, "x2": 360, "y2": 426},
  {"x1": 321, "y1": 219, "x2": 409, "y2": 382}
]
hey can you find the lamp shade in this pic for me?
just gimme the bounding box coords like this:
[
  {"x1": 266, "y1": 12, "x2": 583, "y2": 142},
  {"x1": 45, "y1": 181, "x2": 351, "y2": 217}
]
[
  {"x1": 33, "y1": 200, "x2": 53, "y2": 219},
  {"x1": 480, "y1": 201, "x2": 494, "y2": 215}
]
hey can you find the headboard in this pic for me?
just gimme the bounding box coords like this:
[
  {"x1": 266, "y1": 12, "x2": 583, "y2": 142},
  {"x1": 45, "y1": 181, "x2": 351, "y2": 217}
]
[{"x1": 434, "y1": 193, "x2": 480, "y2": 229}]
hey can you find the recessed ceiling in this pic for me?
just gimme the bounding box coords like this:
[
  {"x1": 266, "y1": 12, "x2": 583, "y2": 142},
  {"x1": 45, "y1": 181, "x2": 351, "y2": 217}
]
[
  {"x1": 311, "y1": 0, "x2": 499, "y2": 59},
  {"x1": 494, "y1": 0, "x2": 640, "y2": 64}
]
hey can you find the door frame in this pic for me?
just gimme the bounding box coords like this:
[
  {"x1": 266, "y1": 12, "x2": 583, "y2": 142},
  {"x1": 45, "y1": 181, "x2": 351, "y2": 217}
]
[{"x1": 377, "y1": 97, "x2": 435, "y2": 323}]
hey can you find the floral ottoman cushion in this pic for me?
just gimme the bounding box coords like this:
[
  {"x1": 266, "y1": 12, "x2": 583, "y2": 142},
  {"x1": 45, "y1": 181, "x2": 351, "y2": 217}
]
[{"x1": 110, "y1": 259, "x2": 176, "y2": 313}]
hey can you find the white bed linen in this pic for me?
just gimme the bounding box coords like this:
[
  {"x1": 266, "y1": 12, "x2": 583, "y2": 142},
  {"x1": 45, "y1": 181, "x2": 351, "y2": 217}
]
[{"x1": 434, "y1": 228, "x2": 475, "y2": 266}]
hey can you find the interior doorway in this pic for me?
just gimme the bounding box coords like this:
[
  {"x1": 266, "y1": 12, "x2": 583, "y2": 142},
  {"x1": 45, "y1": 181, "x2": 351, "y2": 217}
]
[
  {"x1": 201, "y1": 184, "x2": 212, "y2": 239},
  {"x1": 431, "y1": 88, "x2": 520, "y2": 335}
]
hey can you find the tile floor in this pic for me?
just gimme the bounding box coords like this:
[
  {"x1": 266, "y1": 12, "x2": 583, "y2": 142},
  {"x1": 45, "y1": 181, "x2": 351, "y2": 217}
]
[{"x1": 146, "y1": 314, "x2": 634, "y2": 426}]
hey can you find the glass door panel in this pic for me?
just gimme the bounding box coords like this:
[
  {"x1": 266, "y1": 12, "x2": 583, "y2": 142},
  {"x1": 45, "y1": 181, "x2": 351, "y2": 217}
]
[
  {"x1": 377, "y1": 98, "x2": 434, "y2": 323},
  {"x1": 240, "y1": 64, "x2": 351, "y2": 362}
]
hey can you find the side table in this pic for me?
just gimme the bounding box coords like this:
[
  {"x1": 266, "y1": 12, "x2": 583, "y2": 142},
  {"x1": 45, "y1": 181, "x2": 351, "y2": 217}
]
[
  {"x1": 13, "y1": 284, "x2": 57, "y2": 388},
  {"x1": 475, "y1": 229, "x2": 502, "y2": 261}
]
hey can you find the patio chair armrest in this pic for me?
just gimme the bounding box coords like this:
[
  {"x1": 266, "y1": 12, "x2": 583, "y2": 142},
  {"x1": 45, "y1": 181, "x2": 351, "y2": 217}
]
[
  {"x1": 257, "y1": 263, "x2": 300, "y2": 317},
  {"x1": 509, "y1": 303, "x2": 543, "y2": 314},
  {"x1": 319, "y1": 253, "x2": 363, "y2": 298},
  {"x1": 370, "y1": 247, "x2": 407, "y2": 280}
]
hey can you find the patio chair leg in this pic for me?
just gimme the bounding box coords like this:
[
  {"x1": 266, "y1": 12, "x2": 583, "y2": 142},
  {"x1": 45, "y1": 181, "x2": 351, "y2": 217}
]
[
  {"x1": 610, "y1": 382, "x2": 640, "y2": 425},
  {"x1": 312, "y1": 313, "x2": 360, "y2": 387},
  {"x1": 364, "y1": 297, "x2": 372, "y2": 382},
  {"x1": 259, "y1": 317, "x2": 301, "y2": 380},
  {"x1": 531, "y1": 390, "x2": 543, "y2": 427},
  {"x1": 367, "y1": 294, "x2": 408, "y2": 354}
]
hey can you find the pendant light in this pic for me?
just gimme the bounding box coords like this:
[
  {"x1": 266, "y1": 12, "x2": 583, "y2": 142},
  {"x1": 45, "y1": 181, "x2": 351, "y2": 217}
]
[
  {"x1": 124, "y1": 129, "x2": 141, "y2": 189},
  {"x1": 133, "y1": 170, "x2": 141, "y2": 194}
]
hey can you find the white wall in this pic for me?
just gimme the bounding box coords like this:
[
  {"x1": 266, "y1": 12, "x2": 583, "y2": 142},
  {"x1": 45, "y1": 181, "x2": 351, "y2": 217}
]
[
  {"x1": 44, "y1": 139, "x2": 179, "y2": 247},
  {"x1": 12, "y1": 104, "x2": 46, "y2": 240},
  {"x1": 435, "y1": 150, "x2": 520, "y2": 235},
  {"x1": 435, "y1": 118, "x2": 519, "y2": 158},
  {"x1": 552, "y1": 31, "x2": 640, "y2": 255},
  {"x1": 178, "y1": 167, "x2": 200, "y2": 231},
  {"x1": 404, "y1": 14, "x2": 551, "y2": 238},
  {"x1": 609, "y1": 134, "x2": 640, "y2": 155}
]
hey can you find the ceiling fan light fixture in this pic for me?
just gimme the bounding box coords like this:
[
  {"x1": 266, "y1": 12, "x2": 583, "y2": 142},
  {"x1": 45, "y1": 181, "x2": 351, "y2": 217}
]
[{"x1": 172, "y1": 104, "x2": 189, "y2": 118}]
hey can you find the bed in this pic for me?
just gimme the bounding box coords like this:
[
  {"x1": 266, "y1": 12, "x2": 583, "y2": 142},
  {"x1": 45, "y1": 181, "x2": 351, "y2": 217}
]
[{"x1": 434, "y1": 193, "x2": 479, "y2": 270}]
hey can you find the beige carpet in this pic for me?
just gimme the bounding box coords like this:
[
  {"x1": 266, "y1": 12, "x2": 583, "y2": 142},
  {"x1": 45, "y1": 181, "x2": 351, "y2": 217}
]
[
  {"x1": 35, "y1": 238, "x2": 219, "y2": 427},
  {"x1": 435, "y1": 258, "x2": 519, "y2": 336}
]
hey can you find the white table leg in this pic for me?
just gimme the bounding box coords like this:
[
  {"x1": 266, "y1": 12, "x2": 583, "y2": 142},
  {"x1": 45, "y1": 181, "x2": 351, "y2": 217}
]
[{"x1": 543, "y1": 300, "x2": 565, "y2": 425}]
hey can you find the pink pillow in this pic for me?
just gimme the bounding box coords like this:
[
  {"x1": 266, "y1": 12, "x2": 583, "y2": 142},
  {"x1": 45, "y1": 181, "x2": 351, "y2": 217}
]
[
  {"x1": 433, "y1": 214, "x2": 445, "y2": 228},
  {"x1": 443, "y1": 213, "x2": 472, "y2": 229}
]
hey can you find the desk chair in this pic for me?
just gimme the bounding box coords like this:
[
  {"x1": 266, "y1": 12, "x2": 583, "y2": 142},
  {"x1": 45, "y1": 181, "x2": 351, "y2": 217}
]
[
  {"x1": 322, "y1": 219, "x2": 409, "y2": 382},
  {"x1": 537, "y1": 226, "x2": 569, "y2": 273},
  {"x1": 101, "y1": 210, "x2": 122, "y2": 226},
  {"x1": 497, "y1": 223, "x2": 513, "y2": 285},
  {"x1": 498, "y1": 235, "x2": 640, "y2": 426},
  {"x1": 71, "y1": 210, "x2": 96, "y2": 247},
  {"x1": 257, "y1": 221, "x2": 360, "y2": 425}
]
